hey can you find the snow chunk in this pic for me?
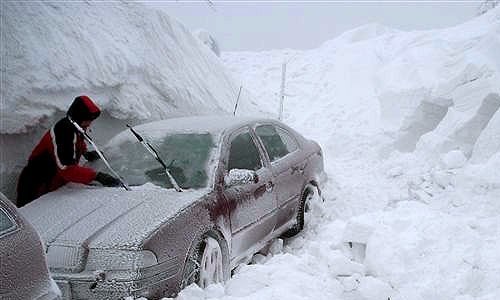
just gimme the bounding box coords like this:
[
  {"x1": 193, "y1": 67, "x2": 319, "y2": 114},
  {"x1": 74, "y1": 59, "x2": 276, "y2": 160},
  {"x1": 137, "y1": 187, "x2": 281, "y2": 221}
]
[
  {"x1": 342, "y1": 218, "x2": 375, "y2": 245},
  {"x1": 357, "y1": 276, "x2": 394, "y2": 300},
  {"x1": 268, "y1": 238, "x2": 284, "y2": 255},
  {"x1": 441, "y1": 150, "x2": 467, "y2": 169}
]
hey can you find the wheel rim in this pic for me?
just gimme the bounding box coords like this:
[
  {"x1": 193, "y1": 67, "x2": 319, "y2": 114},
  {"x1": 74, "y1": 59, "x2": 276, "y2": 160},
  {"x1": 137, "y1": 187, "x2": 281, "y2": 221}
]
[
  {"x1": 304, "y1": 189, "x2": 314, "y2": 213},
  {"x1": 302, "y1": 188, "x2": 316, "y2": 227},
  {"x1": 198, "y1": 237, "x2": 223, "y2": 288}
]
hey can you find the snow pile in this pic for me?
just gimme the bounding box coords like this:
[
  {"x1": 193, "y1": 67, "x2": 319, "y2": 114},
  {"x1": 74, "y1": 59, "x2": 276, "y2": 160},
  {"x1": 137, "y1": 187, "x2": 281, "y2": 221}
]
[
  {"x1": 170, "y1": 6, "x2": 500, "y2": 300},
  {"x1": 223, "y1": 7, "x2": 500, "y2": 214},
  {"x1": 1, "y1": 2, "x2": 256, "y2": 134},
  {"x1": 0, "y1": 2, "x2": 261, "y2": 199}
]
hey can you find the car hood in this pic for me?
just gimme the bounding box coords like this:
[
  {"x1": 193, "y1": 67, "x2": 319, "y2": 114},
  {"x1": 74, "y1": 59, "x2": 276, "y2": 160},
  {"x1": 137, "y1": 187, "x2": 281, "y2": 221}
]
[{"x1": 20, "y1": 183, "x2": 207, "y2": 250}]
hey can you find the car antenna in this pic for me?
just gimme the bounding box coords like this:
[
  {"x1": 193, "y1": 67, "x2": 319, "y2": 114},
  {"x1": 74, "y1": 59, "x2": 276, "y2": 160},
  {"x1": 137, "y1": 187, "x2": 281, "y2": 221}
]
[
  {"x1": 68, "y1": 117, "x2": 131, "y2": 191},
  {"x1": 126, "y1": 124, "x2": 183, "y2": 192},
  {"x1": 233, "y1": 85, "x2": 242, "y2": 116}
]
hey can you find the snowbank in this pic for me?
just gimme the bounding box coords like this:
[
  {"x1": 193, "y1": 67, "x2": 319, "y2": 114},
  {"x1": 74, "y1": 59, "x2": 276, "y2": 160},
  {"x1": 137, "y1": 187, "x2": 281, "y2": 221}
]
[
  {"x1": 225, "y1": 9, "x2": 500, "y2": 164},
  {"x1": 1, "y1": 2, "x2": 258, "y2": 134},
  {"x1": 191, "y1": 6, "x2": 500, "y2": 300},
  {"x1": 0, "y1": 2, "x2": 261, "y2": 199}
]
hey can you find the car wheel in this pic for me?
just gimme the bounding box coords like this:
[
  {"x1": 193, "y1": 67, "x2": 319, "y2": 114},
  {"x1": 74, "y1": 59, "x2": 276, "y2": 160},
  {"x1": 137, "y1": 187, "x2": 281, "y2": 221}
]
[
  {"x1": 181, "y1": 232, "x2": 229, "y2": 290},
  {"x1": 282, "y1": 186, "x2": 314, "y2": 238}
]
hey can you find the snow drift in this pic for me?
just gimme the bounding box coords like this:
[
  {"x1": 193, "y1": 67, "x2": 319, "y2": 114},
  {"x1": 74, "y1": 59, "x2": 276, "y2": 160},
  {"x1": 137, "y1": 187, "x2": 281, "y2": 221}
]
[
  {"x1": 224, "y1": 11, "x2": 500, "y2": 164},
  {"x1": 0, "y1": 2, "x2": 260, "y2": 199},
  {"x1": 186, "y1": 6, "x2": 500, "y2": 300}
]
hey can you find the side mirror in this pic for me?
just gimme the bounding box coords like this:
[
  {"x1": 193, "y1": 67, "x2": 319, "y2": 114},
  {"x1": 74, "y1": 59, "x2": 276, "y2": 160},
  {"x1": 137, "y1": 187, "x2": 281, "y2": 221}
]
[{"x1": 224, "y1": 169, "x2": 258, "y2": 187}]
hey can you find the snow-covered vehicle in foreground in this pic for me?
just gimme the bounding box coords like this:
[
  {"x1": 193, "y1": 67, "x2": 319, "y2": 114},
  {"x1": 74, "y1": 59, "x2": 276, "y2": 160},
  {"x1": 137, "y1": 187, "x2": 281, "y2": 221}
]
[
  {"x1": 21, "y1": 116, "x2": 326, "y2": 299},
  {"x1": 0, "y1": 192, "x2": 61, "y2": 300}
]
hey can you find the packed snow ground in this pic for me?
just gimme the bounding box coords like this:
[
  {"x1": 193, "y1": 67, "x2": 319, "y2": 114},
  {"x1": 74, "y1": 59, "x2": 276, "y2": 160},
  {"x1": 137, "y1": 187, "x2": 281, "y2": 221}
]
[{"x1": 170, "y1": 7, "x2": 500, "y2": 300}]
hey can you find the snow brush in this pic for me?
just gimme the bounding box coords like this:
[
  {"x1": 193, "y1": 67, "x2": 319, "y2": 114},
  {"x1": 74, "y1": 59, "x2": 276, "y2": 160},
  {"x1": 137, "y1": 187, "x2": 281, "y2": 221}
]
[
  {"x1": 68, "y1": 117, "x2": 131, "y2": 191},
  {"x1": 126, "y1": 124, "x2": 183, "y2": 192}
]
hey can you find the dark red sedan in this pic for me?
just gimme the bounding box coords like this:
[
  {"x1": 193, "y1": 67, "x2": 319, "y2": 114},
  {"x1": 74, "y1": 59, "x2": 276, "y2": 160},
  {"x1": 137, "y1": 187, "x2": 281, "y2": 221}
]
[{"x1": 21, "y1": 116, "x2": 326, "y2": 299}]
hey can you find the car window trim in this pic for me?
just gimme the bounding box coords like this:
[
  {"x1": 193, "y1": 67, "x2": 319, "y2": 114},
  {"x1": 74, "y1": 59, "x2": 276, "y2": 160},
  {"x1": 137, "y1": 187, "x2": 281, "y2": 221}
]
[
  {"x1": 0, "y1": 206, "x2": 19, "y2": 238},
  {"x1": 248, "y1": 127, "x2": 271, "y2": 167}
]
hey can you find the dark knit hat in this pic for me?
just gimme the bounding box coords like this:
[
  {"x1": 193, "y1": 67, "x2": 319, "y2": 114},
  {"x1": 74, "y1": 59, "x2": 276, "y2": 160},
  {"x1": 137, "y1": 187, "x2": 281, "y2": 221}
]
[{"x1": 67, "y1": 95, "x2": 101, "y2": 123}]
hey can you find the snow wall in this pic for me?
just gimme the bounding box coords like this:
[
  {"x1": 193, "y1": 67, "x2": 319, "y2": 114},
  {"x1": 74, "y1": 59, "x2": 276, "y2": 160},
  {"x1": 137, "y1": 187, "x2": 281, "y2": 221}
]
[
  {"x1": 223, "y1": 8, "x2": 500, "y2": 166},
  {"x1": 0, "y1": 2, "x2": 261, "y2": 200},
  {"x1": 218, "y1": 7, "x2": 500, "y2": 300}
]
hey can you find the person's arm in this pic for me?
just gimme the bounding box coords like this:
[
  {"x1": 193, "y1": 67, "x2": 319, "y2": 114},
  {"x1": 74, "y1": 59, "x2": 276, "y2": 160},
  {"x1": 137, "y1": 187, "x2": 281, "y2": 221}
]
[
  {"x1": 58, "y1": 165, "x2": 96, "y2": 183},
  {"x1": 51, "y1": 122, "x2": 96, "y2": 184}
]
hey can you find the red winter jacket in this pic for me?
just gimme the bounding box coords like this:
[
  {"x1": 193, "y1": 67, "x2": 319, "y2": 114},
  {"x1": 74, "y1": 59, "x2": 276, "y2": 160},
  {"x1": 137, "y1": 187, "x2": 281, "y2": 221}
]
[{"x1": 17, "y1": 96, "x2": 101, "y2": 207}]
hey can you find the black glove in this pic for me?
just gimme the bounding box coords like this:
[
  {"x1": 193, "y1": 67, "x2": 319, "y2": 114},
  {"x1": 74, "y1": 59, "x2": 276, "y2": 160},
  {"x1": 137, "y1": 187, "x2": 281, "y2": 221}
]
[
  {"x1": 95, "y1": 172, "x2": 121, "y2": 187},
  {"x1": 83, "y1": 151, "x2": 100, "y2": 162}
]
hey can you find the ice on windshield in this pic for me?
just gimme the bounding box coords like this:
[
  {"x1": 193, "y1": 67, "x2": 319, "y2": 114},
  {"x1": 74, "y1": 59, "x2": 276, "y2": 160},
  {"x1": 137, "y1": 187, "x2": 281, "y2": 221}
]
[{"x1": 92, "y1": 133, "x2": 215, "y2": 190}]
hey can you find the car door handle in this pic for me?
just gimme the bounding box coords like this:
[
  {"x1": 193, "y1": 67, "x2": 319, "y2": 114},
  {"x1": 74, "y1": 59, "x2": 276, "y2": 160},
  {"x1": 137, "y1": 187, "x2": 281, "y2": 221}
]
[
  {"x1": 266, "y1": 181, "x2": 274, "y2": 193},
  {"x1": 292, "y1": 165, "x2": 306, "y2": 175}
]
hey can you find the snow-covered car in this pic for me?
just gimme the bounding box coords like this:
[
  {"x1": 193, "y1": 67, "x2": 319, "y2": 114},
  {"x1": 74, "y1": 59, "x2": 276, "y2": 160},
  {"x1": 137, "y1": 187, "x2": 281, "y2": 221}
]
[
  {"x1": 0, "y1": 192, "x2": 61, "y2": 300},
  {"x1": 21, "y1": 116, "x2": 326, "y2": 299}
]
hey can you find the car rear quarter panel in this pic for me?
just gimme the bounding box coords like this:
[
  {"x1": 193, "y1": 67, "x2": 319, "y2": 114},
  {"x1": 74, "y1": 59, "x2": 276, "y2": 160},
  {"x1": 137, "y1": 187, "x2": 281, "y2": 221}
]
[
  {"x1": 277, "y1": 123, "x2": 325, "y2": 183},
  {"x1": 274, "y1": 121, "x2": 325, "y2": 187},
  {"x1": 303, "y1": 140, "x2": 325, "y2": 188}
]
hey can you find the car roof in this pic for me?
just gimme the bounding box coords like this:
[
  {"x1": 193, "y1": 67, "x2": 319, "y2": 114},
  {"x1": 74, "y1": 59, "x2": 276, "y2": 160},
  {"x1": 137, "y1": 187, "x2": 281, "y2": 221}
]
[
  {"x1": 133, "y1": 115, "x2": 279, "y2": 136},
  {"x1": 107, "y1": 115, "x2": 298, "y2": 148},
  {"x1": 130, "y1": 115, "x2": 286, "y2": 136}
]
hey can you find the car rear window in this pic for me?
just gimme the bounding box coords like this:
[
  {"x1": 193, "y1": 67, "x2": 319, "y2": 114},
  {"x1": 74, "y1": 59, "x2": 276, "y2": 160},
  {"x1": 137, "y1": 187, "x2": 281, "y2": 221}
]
[{"x1": 255, "y1": 125, "x2": 298, "y2": 162}]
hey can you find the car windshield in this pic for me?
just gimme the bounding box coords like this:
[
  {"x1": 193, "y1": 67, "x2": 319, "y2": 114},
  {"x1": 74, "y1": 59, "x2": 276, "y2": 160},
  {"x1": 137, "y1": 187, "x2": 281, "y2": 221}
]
[{"x1": 91, "y1": 133, "x2": 217, "y2": 190}]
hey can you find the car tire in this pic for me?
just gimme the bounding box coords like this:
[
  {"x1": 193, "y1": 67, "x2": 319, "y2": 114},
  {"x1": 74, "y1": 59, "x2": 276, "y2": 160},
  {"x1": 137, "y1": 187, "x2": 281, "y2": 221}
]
[
  {"x1": 282, "y1": 186, "x2": 314, "y2": 238},
  {"x1": 181, "y1": 231, "x2": 229, "y2": 290}
]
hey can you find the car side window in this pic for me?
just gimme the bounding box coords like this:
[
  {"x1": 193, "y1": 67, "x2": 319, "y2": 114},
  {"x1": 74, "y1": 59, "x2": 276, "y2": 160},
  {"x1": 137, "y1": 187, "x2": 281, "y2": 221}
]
[
  {"x1": 228, "y1": 131, "x2": 262, "y2": 171},
  {"x1": 276, "y1": 127, "x2": 299, "y2": 153},
  {"x1": 255, "y1": 125, "x2": 296, "y2": 162},
  {"x1": 0, "y1": 208, "x2": 16, "y2": 237}
]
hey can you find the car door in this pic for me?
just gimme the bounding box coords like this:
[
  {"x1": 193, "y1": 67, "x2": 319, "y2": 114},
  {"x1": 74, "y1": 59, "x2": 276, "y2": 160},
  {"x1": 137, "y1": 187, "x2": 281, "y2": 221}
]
[
  {"x1": 222, "y1": 127, "x2": 277, "y2": 258},
  {"x1": 254, "y1": 124, "x2": 306, "y2": 231}
]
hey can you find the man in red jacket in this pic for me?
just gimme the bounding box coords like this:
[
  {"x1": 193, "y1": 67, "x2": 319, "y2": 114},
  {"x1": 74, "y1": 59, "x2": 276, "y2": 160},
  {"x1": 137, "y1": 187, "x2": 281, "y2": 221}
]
[{"x1": 16, "y1": 95, "x2": 121, "y2": 207}]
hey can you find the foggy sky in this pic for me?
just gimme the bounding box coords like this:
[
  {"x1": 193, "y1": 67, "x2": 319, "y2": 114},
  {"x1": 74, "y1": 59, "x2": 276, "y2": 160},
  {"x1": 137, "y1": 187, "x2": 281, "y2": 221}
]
[{"x1": 151, "y1": 1, "x2": 477, "y2": 52}]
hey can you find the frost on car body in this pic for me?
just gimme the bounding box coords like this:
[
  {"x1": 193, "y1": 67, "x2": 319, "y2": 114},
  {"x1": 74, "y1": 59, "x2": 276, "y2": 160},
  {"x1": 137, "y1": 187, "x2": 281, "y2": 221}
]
[{"x1": 0, "y1": 192, "x2": 61, "y2": 300}]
